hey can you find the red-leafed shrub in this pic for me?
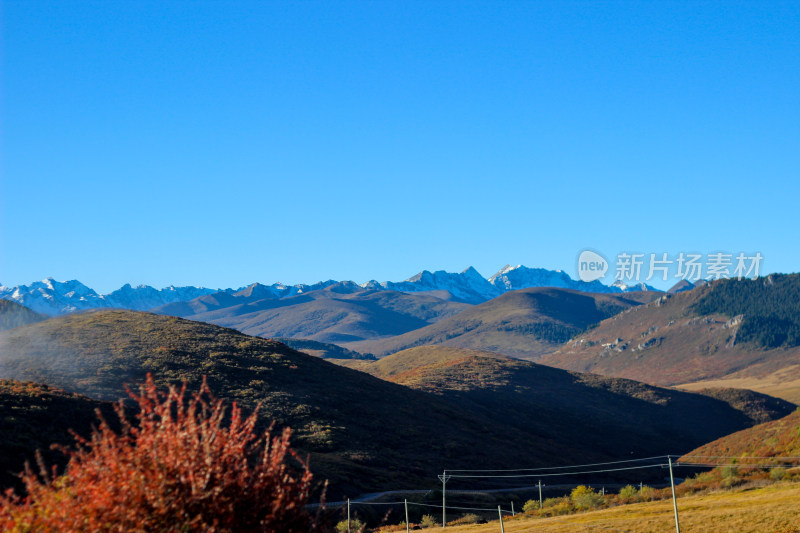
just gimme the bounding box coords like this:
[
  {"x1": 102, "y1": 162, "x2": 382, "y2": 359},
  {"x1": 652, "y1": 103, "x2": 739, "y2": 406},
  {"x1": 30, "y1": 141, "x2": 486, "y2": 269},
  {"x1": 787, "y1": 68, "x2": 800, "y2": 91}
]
[{"x1": 0, "y1": 374, "x2": 327, "y2": 532}]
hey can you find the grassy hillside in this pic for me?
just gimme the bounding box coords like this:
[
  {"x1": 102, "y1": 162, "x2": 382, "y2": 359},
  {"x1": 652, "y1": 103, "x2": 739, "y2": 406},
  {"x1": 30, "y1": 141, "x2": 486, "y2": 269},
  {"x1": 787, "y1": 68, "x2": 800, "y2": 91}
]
[
  {"x1": 0, "y1": 380, "x2": 115, "y2": 493},
  {"x1": 0, "y1": 300, "x2": 46, "y2": 332},
  {"x1": 0, "y1": 310, "x2": 540, "y2": 496},
  {"x1": 349, "y1": 288, "x2": 659, "y2": 359},
  {"x1": 682, "y1": 409, "x2": 800, "y2": 460},
  {"x1": 153, "y1": 283, "x2": 471, "y2": 346},
  {"x1": 2, "y1": 311, "x2": 792, "y2": 498},
  {"x1": 541, "y1": 277, "x2": 800, "y2": 403},
  {"x1": 436, "y1": 483, "x2": 800, "y2": 532}
]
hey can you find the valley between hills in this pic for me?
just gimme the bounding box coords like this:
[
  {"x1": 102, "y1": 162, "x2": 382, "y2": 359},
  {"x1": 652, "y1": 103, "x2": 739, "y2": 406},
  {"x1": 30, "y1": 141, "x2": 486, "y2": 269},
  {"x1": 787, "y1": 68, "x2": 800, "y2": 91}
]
[{"x1": 1, "y1": 270, "x2": 800, "y2": 529}]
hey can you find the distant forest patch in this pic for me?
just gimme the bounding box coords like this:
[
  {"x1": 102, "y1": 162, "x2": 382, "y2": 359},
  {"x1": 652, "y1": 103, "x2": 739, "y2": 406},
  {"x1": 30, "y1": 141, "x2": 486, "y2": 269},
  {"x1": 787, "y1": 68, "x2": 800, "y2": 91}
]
[{"x1": 692, "y1": 274, "x2": 800, "y2": 349}]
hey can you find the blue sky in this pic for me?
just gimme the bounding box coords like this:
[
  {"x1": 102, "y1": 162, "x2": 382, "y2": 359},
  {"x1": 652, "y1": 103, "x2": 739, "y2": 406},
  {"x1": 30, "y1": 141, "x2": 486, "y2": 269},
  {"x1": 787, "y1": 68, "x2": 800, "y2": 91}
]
[{"x1": 2, "y1": 1, "x2": 798, "y2": 293}]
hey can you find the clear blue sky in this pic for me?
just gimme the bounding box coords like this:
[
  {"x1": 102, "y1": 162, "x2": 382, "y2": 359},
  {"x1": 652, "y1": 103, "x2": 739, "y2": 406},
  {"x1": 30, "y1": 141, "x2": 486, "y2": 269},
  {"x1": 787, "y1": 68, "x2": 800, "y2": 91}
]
[{"x1": 2, "y1": 1, "x2": 798, "y2": 293}]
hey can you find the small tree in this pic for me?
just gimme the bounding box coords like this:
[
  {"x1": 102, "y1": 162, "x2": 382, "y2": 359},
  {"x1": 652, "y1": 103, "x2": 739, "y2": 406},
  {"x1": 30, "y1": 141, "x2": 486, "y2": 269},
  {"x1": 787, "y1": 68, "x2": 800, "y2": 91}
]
[
  {"x1": 0, "y1": 374, "x2": 326, "y2": 532},
  {"x1": 522, "y1": 499, "x2": 539, "y2": 513},
  {"x1": 770, "y1": 467, "x2": 788, "y2": 481},
  {"x1": 618, "y1": 484, "x2": 638, "y2": 502},
  {"x1": 336, "y1": 518, "x2": 365, "y2": 532},
  {"x1": 570, "y1": 485, "x2": 605, "y2": 510},
  {"x1": 419, "y1": 514, "x2": 438, "y2": 528}
]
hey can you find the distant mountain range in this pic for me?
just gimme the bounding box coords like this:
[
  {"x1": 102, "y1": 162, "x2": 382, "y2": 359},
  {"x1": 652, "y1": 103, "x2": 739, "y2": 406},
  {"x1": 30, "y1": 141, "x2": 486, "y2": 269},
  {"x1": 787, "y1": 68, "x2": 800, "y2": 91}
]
[{"x1": 0, "y1": 265, "x2": 657, "y2": 316}]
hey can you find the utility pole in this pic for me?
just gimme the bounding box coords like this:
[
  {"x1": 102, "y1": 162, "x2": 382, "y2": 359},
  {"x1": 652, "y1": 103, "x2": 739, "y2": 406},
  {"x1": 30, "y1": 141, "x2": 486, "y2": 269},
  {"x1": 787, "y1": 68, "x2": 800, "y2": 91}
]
[
  {"x1": 668, "y1": 457, "x2": 681, "y2": 533},
  {"x1": 347, "y1": 498, "x2": 351, "y2": 533},
  {"x1": 404, "y1": 498, "x2": 409, "y2": 533},
  {"x1": 498, "y1": 506, "x2": 505, "y2": 533},
  {"x1": 538, "y1": 480, "x2": 543, "y2": 509},
  {"x1": 438, "y1": 471, "x2": 451, "y2": 528}
]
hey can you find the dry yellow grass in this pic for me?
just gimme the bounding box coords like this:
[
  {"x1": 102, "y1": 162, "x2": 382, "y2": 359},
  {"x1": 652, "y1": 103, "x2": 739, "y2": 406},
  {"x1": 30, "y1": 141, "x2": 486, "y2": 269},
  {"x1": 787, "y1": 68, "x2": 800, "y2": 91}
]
[
  {"x1": 439, "y1": 482, "x2": 800, "y2": 533},
  {"x1": 678, "y1": 364, "x2": 800, "y2": 405}
]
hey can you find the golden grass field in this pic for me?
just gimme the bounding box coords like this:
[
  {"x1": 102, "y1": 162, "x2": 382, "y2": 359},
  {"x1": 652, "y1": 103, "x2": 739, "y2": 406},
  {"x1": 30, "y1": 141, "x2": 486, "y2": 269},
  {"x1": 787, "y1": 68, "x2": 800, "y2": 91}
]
[
  {"x1": 678, "y1": 364, "x2": 800, "y2": 405},
  {"x1": 440, "y1": 482, "x2": 800, "y2": 533}
]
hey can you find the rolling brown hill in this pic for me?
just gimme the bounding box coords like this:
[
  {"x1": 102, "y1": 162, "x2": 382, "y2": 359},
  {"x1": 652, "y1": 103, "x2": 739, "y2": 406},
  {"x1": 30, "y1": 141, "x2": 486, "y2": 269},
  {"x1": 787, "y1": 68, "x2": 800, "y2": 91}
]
[
  {"x1": 152, "y1": 283, "x2": 471, "y2": 346},
  {"x1": 336, "y1": 346, "x2": 795, "y2": 463},
  {"x1": 541, "y1": 275, "x2": 800, "y2": 404},
  {"x1": 348, "y1": 287, "x2": 659, "y2": 359},
  {"x1": 0, "y1": 300, "x2": 46, "y2": 332},
  {"x1": 0, "y1": 311, "x2": 793, "y2": 497}
]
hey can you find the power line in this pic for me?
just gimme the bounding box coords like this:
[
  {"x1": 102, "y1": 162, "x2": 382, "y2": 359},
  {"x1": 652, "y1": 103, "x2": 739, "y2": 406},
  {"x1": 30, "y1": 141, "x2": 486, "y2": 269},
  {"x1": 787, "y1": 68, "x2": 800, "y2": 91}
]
[
  {"x1": 446, "y1": 455, "x2": 670, "y2": 473},
  {"x1": 408, "y1": 502, "x2": 513, "y2": 514},
  {"x1": 449, "y1": 463, "x2": 667, "y2": 479}
]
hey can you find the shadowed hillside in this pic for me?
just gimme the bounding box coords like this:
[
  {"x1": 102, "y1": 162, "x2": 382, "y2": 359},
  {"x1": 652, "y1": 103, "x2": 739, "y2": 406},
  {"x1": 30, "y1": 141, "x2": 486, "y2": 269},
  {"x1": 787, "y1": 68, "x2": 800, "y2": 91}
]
[
  {"x1": 0, "y1": 380, "x2": 116, "y2": 493},
  {"x1": 0, "y1": 300, "x2": 46, "y2": 332},
  {"x1": 1, "y1": 311, "x2": 793, "y2": 497},
  {"x1": 340, "y1": 346, "x2": 795, "y2": 459},
  {"x1": 348, "y1": 288, "x2": 659, "y2": 359}
]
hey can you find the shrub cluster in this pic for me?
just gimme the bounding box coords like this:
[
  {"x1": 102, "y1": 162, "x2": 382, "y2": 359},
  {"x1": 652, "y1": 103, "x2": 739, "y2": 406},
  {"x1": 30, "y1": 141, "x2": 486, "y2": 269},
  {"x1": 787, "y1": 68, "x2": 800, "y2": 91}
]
[{"x1": 0, "y1": 374, "x2": 326, "y2": 533}]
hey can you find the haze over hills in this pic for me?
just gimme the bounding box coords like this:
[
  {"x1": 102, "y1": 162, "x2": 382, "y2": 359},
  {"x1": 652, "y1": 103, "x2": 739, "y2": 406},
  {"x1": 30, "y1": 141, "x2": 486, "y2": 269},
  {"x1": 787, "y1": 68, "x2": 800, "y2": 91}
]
[
  {"x1": 1, "y1": 264, "x2": 659, "y2": 316},
  {"x1": 542, "y1": 274, "x2": 800, "y2": 403},
  {"x1": 0, "y1": 299, "x2": 47, "y2": 332},
  {"x1": 0, "y1": 309, "x2": 791, "y2": 496},
  {"x1": 347, "y1": 287, "x2": 661, "y2": 359}
]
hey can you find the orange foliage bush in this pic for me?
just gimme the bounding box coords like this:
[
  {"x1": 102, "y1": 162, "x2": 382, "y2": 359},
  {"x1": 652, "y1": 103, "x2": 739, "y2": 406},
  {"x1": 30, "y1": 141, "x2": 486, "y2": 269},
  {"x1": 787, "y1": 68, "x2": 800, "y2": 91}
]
[{"x1": 0, "y1": 374, "x2": 327, "y2": 532}]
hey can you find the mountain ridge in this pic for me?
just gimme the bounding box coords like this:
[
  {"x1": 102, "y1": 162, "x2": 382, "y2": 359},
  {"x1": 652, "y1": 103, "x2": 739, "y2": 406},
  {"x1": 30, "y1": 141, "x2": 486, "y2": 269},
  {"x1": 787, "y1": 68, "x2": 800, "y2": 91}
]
[{"x1": 2, "y1": 264, "x2": 661, "y2": 316}]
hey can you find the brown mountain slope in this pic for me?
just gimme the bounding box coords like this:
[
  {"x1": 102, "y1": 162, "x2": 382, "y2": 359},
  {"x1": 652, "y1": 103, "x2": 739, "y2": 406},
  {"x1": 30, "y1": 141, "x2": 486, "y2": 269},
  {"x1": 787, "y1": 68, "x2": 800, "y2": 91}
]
[
  {"x1": 348, "y1": 287, "x2": 659, "y2": 359},
  {"x1": 153, "y1": 283, "x2": 471, "y2": 346},
  {"x1": 0, "y1": 310, "x2": 792, "y2": 497},
  {"x1": 0, "y1": 310, "x2": 542, "y2": 495},
  {"x1": 0, "y1": 300, "x2": 46, "y2": 332},
  {"x1": 342, "y1": 347, "x2": 795, "y2": 460},
  {"x1": 682, "y1": 409, "x2": 800, "y2": 461},
  {"x1": 335, "y1": 346, "x2": 510, "y2": 378},
  {"x1": 541, "y1": 277, "x2": 800, "y2": 403}
]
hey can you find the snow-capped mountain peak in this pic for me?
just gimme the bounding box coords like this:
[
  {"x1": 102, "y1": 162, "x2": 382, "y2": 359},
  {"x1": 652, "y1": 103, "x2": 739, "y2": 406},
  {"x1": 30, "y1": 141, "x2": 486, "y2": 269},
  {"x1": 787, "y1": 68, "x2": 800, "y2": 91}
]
[{"x1": 1, "y1": 264, "x2": 663, "y2": 316}]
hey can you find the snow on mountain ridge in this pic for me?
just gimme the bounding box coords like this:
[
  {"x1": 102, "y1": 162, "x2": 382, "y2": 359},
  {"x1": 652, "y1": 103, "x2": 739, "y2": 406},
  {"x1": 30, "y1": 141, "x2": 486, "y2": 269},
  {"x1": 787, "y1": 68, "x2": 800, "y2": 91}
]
[
  {"x1": 1, "y1": 266, "x2": 660, "y2": 316},
  {"x1": 487, "y1": 264, "x2": 658, "y2": 294}
]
